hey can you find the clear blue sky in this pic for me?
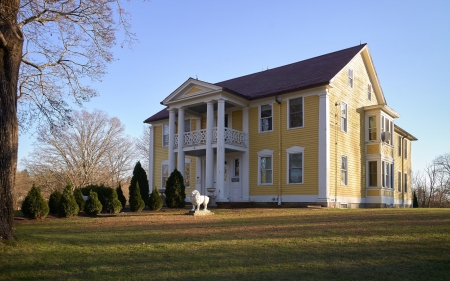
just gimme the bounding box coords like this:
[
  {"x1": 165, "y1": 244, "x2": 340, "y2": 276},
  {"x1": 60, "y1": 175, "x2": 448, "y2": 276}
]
[{"x1": 18, "y1": 0, "x2": 450, "y2": 174}]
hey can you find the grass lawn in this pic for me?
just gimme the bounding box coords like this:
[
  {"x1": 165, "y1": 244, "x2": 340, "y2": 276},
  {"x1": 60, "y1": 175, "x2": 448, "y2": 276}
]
[{"x1": 1, "y1": 208, "x2": 450, "y2": 281}]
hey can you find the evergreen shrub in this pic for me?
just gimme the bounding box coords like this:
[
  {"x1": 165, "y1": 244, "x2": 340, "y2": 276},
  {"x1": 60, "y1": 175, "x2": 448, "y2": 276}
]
[
  {"x1": 84, "y1": 191, "x2": 103, "y2": 216},
  {"x1": 48, "y1": 189, "x2": 62, "y2": 214},
  {"x1": 147, "y1": 188, "x2": 163, "y2": 211},
  {"x1": 105, "y1": 189, "x2": 123, "y2": 214},
  {"x1": 413, "y1": 191, "x2": 419, "y2": 208},
  {"x1": 21, "y1": 184, "x2": 49, "y2": 219},
  {"x1": 73, "y1": 188, "x2": 85, "y2": 211},
  {"x1": 130, "y1": 162, "x2": 149, "y2": 205},
  {"x1": 58, "y1": 184, "x2": 79, "y2": 217},
  {"x1": 165, "y1": 169, "x2": 186, "y2": 208},
  {"x1": 116, "y1": 184, "x2": 126, "y2": 209},
  {"x1": 129, "y1": 181, "x2": 145, "y2": 212},
  {"x1": 81, "y1": 184, "x2": 115, "y2": 211}
]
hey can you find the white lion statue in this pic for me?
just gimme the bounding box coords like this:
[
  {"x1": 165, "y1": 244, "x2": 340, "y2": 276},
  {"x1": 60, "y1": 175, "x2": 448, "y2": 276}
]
[{"x1": 190, "y1": 190, "x2": 209, "y2": 211}]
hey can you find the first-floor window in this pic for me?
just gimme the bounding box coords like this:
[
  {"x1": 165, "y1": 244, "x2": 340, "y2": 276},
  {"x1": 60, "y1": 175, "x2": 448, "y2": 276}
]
[
  {"x1": 398, "y1": 171, "x2": 402, "y2": 192},
  {"x1": 382, "y1": 161, "x2": 393, "y2": 188},
  {"x1": 288, "y1": 153, "x2": 303, "y2": 184},
  {"x1": 184, "y1": 163, "x2": 190, "y2": 187},
  {"x1": 162, "y1": 164, "x2": 169, "y2": 188},
  {"x1": 341, "y1": 156, "x2": 348, "y2": 185},
  {"x1": 368, "y1": 161, "x2": 377, "y2": 187},
  {"x1": 260, "y1": 156, "x2": 273, "y2": 184},
  {"x1": 404, "y1": 173, "x2": 408, "y2": 193}
]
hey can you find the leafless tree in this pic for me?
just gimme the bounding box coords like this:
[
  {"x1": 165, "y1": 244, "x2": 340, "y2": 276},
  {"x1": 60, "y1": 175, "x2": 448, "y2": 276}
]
[
  {"x1": 135, "y1": 125, "x2": 150, "y2": 174},
  {"x1": 24, "y1": 110, "x2": 136, "y2": 190},
  {"x1": 1, "y1": 1, "x2": 137, "y2": 240}
]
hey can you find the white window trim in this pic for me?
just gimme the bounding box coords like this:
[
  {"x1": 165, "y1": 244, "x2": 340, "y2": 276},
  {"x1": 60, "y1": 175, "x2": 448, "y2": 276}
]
[
  {"x1": 397, "y1": 170, "x2": 402, "y2": 192},
  {"x1": 348, "y1": 68, "x2": 354, "y2": 88},
  {"x1": 368, "y1": 160, "x2": 378, "y2": 187},
  {"x1": 287, "y1": 97, "x2": 304, "y2": 130},
  {"x1": 161, "y1": 160, "x2": 169, "y2": 189},
  {"x1": 398, "y1": 136, "x2": 402, "y2": 157},
  {"x1": 341, "y1": 155, "x2": 348, "y2": 186},
  {"x1": 162, "y1": 123, "x2": 169, "y2": 147},
  {"x1": 404, "y1": 173, "x2": 408, "y2": 193},
  {"x1": 341, "y1": 102, "x2": 348, "y2": 133},
  {"x1": 404, "y1": 139, "x2": 408, "y2": 159},
  {"x1": 368, "y1": 115, "x2": 377, "y2": 142},
  {"x1": 257, "y1": 149, "x2": 274, "y2": 185},
  {"x1": 258, "y1": 103, "x2": 273, "y2": 133},
  {"x1": 286, "y1": 146, "x2": 305, "y2": 185}
]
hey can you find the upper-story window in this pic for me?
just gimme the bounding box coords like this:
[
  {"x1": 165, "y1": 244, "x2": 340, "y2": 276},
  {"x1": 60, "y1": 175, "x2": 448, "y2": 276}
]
[
  {"x1": 260, "y1": 104, "x2": 273, "y2": 132},
  {"x1": 348, "y1": 69, "x2": 354, "y2": 88},
  {"x1": 398, "y1": 136, "x2": 402, "y2": 156},
  {"x1": 163, "y1": 124, "x2": 169, "y2": 147},
  {"x1": 288, "y1": 97, "x2": 303, "y2": 129},
  {"x1": 404, "y1": 139, "x2": 408, "y2": 159},
  {"x1": 341, "y1": 102, "x2": 348, "y2": 133},
  {"x1": 368, "y1": 84, "x2": 372, "y2": 100},
  {"x1": 381, "y1": 116, "x2": 393, "y2": 145},
  {"x1": 368, "y1": 116, "x2": 376, "y2": 141}
]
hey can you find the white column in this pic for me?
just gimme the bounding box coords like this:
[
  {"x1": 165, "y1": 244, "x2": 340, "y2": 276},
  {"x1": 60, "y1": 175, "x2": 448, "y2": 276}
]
[
  {"x1": 216, "y1": 99, "x2": 226, "y2": 201},
  {"x1": 205, "y1": 101, "x2": 214, "y2": 191},
  {"x1": 148, "y1": 125, "x2": 154, "y2": 193},
  {"x1": 168, "y1": 109, "x2": 176, "y2": 174},
  {"x1": 317, "y1": 90, "x2": 330, "y2": 206},
  {"x1": 241, "y1": 107, "x2": 250, "y2": 201},
  {"x1": 195, "y1": 119, "x2": 202, "y2": 193},
  {"x1": 177, "y1": 107, "x2": 185, "y2": 178}
]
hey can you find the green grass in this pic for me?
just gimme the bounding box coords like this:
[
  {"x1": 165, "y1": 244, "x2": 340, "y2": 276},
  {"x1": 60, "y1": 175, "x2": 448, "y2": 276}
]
[{"x1": 1, "y1": 208, "x2": 450, "y2": 280}]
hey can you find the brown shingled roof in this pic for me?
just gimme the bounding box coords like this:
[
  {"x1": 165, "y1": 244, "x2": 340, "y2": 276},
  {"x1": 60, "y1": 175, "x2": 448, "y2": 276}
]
[{"x1": 144, "y1": 44, "x2": 366, "y2": 123}]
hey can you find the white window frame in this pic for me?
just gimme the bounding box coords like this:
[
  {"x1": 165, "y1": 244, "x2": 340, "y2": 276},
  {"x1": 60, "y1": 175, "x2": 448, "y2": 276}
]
[
  {"x1": 257, "y1": 149, "x2": 274, "y2": 185},
  {"x1": 404, "y1": 139, "x2": 408, "y2": 159},
  {"x1": 341, "y1": 156, "x2": 348, "y2": 186},
  {"x1": 368, "y1": 84, "x2": 372, "y2": 100},
  {"x1": 368, "y1": 116, "x2": 376, "y2": 141},
  {"x1": 348, "y1": 69, "x2": 354, "y2": 88},
  {"x1": 398, "y1": 136, "x2": 402, "y2": 157},
  {"x1": 286, "y1": 146, "x2": 305, "y2": 184},
  {"x1": 288, "y1": 97, "x2": 304, "y2": 129},
  {"x1": 382, "y1": 161, "x2": 393, "y2": 188},
  {"x1": 368, "y1": 161, "x2": 377, "y2": 187},
  {"x1": 259, "y1": 104, "x2": 273, "y2": 133},
  {"x1": 397, "y1": 171, "x2": 402, "y2": 192},
  {"x1": 404, "y1": 173, "x2": 408, "y2": 193},
  {"x1": 162, "y1": 123, "x2": 169, "y2": 147},
  {"x1": 161, "y1": 160, "x2": 169, "y2": 189},
  {"x1": 341, "y1": 102, "x2": 348, "y2": 133}
]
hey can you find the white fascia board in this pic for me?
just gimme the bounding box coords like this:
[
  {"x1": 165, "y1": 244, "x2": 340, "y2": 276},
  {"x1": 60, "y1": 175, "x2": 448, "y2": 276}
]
[{"x1": 162, "y1": 78, "x2": 223, "y2": 105}]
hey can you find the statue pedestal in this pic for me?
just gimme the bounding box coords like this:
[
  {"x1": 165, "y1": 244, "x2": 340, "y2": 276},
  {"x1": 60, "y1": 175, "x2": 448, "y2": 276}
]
[{"x1": 187, "y1": 210, "x2": 214, "y2": 216}]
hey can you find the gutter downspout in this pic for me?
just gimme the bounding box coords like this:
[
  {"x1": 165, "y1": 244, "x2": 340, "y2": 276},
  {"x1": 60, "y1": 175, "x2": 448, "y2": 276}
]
[
  {"x1": 276, "y1": 95, "x2": 282, "y2": 205},
  {"x1": 334, "y1": 101, "x2": 340, "y2": 208},
  {"x1": 401, "y1": 136, "x2": 404, "y2": 207}
]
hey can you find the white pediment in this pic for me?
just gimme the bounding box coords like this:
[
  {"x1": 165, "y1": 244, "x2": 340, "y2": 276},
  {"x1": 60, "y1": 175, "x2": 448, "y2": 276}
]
[{"x1": 162, "y1": 78, "x2": 223, "y2": 105}]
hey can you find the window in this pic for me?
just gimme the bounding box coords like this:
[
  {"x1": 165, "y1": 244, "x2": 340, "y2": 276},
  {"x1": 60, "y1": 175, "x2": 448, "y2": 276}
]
[
  {"x1": 404, "y1": 139, "x2": 408, "y2": 159},
  {"x1": 260, "y1": 104, "x2": 272, "y2": 132},
  {"x1": 341, "y1": 102, "x2": 348, "y2": 132},
  {"x1": 398, "y1": 136, "x2": 402, "y2": 156},
  {"x1": 162, "y1": 164, "x2": 169, "y2": 188},
  {"x1": 348, "y1": 69, "x2": 353, "y2": 88},
  {"x1": 368, "y1": 84, "x2": 372, "y2": 100},
  {"x1": 289, "y1": 97, "x2": 303, "y2": 128},
  {"x1": 184, "y1": 163, "x2": 190, "y2": 187},
  {"x1": 234, "y1": 159, "x2": 240, "y2": 177},
  {"x1": 382, "y1": 161, "x2": 393, "y2": 188},
  {"x1": 341, "y1": 156, "x2": 348, "y2": 185},
  {"x1": 286, "y1": 146, "x2": 304, "y2": 184},
  {"x1": 404, "y1": 173, "x2": 408, "y2": 193},
  {"x1": 184, "y1": 119, "x2": 191, "y2": 132},
  {"x1": 163, "y1": 124, "x2": 169, "y2": 146},
  {"x1": 260, "y1": 156, "x2": 272, "y2": 184},
  {"x1": 368, "y1": 161, "x2": 377, "y2": 186},
  {"x1": 368, "y1": 116, "x2": 376, "y2": 141},
  {"x1": 398, "y1": 171, "x2": 402, "y2": 192},
  {"x1": 381, "y1": 116, "x2": 393, "y2": 144}
]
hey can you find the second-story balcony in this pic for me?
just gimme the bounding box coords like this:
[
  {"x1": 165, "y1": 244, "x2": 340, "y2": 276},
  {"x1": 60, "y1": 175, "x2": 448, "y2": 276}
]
[{"x1": 174, "y1": 127, "x2": 247, "y2": 149}]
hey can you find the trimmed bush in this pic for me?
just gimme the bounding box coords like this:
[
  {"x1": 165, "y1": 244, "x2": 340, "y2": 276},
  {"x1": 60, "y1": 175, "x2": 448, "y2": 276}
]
[
  {"x1": 147, "y1": 188, "x2": 163, "y2": 211},
  {"x1": 21, "y1": 184, "x2": 49, "y2": 219},
  {"x1": 84, "y1": 191, "x2": 103, "y2": 216},
  {"x1": 58, "y1": 184, "x2": 79, "y2": 217},
  {"x1": 130, "y1": 161, "x2": 149, "y2": 205},
  {"x1": 105, "y1": 189, "x2": 123, "y2": 214},
  {"x1": 413, "y1": 191, "x2": 419, "y2": 208},
  {"x1": 129, "y1": 181, "x2": 145, "y2": 212},
  {"x1": 81, "y1": 184, "x2": 113, "y2": 212},
  {"x1": 165, "y1": 169, "x2": 186, "y2": 208},
  {"x1": 116, "y1": 184, "x2": 126, "y2": 208},
  {"x1": 48, "y1": 189, "x2": 62, "y2": 214},
  {"x1": 73, "y1": 188, "x2": 85, "y2": 211}
]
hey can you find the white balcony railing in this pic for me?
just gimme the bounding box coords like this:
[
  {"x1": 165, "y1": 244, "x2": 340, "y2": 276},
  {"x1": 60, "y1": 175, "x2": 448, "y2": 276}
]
[{"x1": 174, "y1": 127, "x2": 247, "y2": 148}]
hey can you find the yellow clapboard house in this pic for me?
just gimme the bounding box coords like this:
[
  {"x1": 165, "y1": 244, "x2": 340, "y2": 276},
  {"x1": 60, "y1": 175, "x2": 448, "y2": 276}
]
[{"x1": 144, "y1": 44, "x2": 417, "y2": 208}]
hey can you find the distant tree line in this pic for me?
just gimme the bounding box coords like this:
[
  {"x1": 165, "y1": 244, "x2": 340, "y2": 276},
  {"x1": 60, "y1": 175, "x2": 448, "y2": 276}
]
[{"x1": 413, "y1": 153, "x2": 450, "y2": 208}]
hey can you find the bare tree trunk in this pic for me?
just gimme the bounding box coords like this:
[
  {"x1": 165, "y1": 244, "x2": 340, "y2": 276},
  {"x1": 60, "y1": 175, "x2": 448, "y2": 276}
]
[{"x1": 0, "y1": 1, "x2": 23, "y2": 241}]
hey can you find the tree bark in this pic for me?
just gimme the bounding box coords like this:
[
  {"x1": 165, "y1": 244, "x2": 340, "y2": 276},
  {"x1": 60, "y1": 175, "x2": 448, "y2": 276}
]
[{"x1": 0, "y1": 1, "x2": 24, "y2": 241}]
